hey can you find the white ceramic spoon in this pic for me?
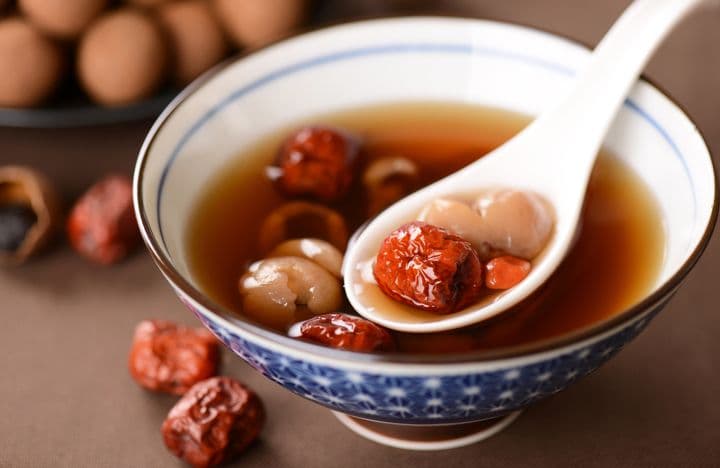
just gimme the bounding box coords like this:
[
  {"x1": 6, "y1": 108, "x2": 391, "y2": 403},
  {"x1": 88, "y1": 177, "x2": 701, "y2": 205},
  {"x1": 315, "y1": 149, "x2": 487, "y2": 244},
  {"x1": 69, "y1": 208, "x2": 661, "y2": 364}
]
[{"x1": 342, "y1": 0, "x2": 708, "y2": 333}]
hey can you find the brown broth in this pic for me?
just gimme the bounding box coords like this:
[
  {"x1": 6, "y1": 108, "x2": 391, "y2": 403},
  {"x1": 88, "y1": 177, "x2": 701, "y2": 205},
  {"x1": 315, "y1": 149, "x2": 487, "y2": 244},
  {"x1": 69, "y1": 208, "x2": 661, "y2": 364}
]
[{"x1": 185, "y1": 101, "x2": 665, "y2": 354}]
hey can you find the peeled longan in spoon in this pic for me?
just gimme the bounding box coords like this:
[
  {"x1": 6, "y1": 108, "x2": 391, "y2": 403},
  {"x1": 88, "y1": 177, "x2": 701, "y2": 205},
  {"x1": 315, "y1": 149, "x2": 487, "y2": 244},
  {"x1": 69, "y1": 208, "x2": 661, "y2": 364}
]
[
  {"x1": 156, "y1": 0, "x2": 228, "y2": 85},
  {"x1": 77, "y1": 9, "x2": 167, "y2": 106},
  {"x1": 19, "y1": 0, "x2": 108, "y2": 40},
  {"x1": 0, "y1": 17, "x2": 65, "y2": 107},
  {"x1": 213, "y1": 0, "x2": 307, "y2": 49}
]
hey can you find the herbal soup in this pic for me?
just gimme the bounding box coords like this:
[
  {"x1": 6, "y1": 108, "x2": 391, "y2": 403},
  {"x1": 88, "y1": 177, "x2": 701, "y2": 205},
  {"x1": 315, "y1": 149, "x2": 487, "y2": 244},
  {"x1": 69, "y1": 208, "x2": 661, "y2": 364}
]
[{"x1": 186, "y1": 102, "x2": 664, "y2": 354}]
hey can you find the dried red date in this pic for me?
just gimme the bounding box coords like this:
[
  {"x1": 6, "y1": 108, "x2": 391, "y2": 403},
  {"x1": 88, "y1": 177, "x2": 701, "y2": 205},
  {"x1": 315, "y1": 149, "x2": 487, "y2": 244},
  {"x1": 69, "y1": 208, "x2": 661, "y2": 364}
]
[
  {"x1": 269, "y1": 126, "x2": 359, "y2": 201},
  {"x1": 66, "y1": 174, "x2": 139, "y2": 264},
  {"x1": 128, "y1": 320, "x2": 219, "y2": 395},
  {"x1": 373, "y1": 221, "x2": 484, "y2": 314},
  {"x1": 162, "y1": 376, "x2": 265, "y2": 468},
  {"x1": 299, "y1": 313, "x2": 394, "y2": 352}
]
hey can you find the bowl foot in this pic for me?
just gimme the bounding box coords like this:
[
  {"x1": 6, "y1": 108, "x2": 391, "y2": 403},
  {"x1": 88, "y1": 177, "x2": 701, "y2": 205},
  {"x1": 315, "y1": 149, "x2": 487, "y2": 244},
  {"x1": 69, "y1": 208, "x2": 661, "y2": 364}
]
[{"x1": 332, "y1": 411, "x2": 522, "y2": 451}]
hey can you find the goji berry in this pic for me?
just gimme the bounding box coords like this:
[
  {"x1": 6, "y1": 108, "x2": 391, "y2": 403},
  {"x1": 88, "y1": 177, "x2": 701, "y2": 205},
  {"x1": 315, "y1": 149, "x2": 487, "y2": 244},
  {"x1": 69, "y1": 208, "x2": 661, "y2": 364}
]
[{"x1": 485, "y1": 256, "x2": 531, "y2": 290}]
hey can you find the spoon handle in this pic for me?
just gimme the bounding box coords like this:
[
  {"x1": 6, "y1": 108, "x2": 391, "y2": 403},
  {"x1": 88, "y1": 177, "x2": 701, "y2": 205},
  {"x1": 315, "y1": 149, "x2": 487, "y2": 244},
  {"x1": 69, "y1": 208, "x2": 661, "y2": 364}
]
[{"x1": 524, "y1": 0, "x2": 705, "y2": 175}]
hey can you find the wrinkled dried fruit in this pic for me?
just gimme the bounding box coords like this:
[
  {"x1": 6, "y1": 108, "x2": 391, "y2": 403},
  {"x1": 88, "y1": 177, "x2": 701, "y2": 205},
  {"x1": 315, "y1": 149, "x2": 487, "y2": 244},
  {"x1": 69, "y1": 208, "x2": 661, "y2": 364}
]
[
  {"x1": 269, "y1": 126, "x2": 359, "y2": 201},
  {"x1": 485, "y1": 255, "x2": 531, "y2": 290},
  {"x1": 373, "y1": 221, "x2": 484, "y2": 314},
  {"x1": 162, "y1": 376, "x2": 265, "y2": 468},
  {"x1": 128, "y1": 320, "x2": 219, "y2": 395},
  {"x1": 0, "y1": 204, "x2": 36, "y2": 252},
  {"x1": 67, "y1": 174, "x2": 139, "y2": 264},
  {"x1": 298, "y1": 313, "x2": 395, "y2": 352}
]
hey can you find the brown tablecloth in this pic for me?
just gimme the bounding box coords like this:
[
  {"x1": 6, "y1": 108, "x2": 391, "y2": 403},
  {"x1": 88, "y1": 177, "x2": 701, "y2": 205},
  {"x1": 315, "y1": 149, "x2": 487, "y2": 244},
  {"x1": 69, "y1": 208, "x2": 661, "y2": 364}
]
[{"x1": 1, "y1": 1, "x2": 719, "y2": 466}]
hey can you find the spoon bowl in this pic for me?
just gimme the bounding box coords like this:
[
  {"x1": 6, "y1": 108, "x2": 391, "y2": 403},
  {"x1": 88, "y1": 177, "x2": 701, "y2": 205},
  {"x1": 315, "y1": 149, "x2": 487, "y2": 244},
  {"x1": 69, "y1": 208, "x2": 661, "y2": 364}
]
[{"x1": 342, "y1": 0, "x2": 708, "y2": 333}]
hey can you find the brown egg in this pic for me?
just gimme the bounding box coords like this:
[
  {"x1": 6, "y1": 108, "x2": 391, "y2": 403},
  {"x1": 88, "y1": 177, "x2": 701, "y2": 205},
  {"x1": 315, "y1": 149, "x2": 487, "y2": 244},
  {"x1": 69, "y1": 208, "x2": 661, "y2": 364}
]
[
  {"x1": 156, "y1": 0, "x2": 228, "y2": 85},
  {"x1": 213, "y1": 0, "x2": 306, "y2": 49},
  {"x1": 19, "y1": 0, "x2": 108, "y2": 39},
  {"x1": 0, "y1": 17, "x2": 65, "y2": 107},
  {"x1": 77, "y1": 9, "x2": 167, "y2": 106}
]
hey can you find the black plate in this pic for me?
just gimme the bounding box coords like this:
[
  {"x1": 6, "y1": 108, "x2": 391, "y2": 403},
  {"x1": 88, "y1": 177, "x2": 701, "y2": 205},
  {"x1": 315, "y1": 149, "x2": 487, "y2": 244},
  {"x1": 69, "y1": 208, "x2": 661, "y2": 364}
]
[
  {"x1": 0, "y1": 0, "x2": 396, "y2": 129},
  {"x1": 0, "y1": 89, "x2": 177, "y2": 128}
]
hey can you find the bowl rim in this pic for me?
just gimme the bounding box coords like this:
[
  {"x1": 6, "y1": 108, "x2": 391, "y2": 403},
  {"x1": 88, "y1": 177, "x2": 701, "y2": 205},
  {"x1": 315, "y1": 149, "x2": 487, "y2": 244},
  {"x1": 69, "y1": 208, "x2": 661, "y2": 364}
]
[{"x1": 133, "y1": 16, "x2": 719, "y2": 365}]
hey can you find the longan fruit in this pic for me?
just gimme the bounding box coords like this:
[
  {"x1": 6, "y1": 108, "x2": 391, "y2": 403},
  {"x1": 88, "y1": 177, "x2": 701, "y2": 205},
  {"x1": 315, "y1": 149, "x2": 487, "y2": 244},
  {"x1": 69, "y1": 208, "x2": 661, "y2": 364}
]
[
  {"x1": 19, "y1": 0, "x2": 108, "y2": 39},
  {"x1": 77, "y1": 9, "x2": 167, "y2": 106},
  {"x1": 213, "y1": 0, "x2": 306, "y2": 49},
  {"x1": 0, "y1": 17, "x2": 65, "y2": 107},
  {"x1": 156, "y1": 0, "x2": 228, "y2": 84}
]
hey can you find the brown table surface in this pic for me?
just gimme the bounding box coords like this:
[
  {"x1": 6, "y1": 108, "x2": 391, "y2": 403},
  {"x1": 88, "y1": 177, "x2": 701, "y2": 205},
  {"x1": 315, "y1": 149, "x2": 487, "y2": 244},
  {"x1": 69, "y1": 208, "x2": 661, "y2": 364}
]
[{"x1": 2, "y1": 1, "x2": 720, "y2": 467}]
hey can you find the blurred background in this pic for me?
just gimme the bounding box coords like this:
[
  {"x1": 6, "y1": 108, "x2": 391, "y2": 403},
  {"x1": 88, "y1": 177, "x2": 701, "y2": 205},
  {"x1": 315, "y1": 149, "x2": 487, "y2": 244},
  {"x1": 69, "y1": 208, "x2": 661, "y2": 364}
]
[{"x1": 1, "y1": 1, "x2": 719, "y2": 467}]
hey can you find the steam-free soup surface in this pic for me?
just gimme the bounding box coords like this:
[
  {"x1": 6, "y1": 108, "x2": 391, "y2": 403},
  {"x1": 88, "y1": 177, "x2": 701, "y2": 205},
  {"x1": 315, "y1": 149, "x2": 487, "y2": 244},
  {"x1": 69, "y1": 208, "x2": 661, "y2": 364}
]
[{"x1": 186, "y1": 102, "x2": 664, "y2": 354}]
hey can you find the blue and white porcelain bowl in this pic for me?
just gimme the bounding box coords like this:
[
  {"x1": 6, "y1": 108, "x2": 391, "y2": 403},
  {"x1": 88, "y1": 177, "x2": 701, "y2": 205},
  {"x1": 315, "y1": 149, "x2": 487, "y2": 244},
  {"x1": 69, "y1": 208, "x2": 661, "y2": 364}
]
[{"x1": 134, "y1": 18, "x2": 717, "y2": 450}]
